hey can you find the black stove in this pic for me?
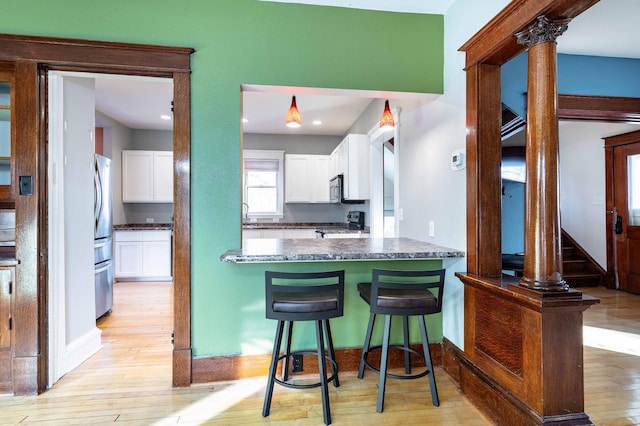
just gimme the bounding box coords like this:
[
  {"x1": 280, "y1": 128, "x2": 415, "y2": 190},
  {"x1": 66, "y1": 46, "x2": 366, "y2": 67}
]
[{"x1": 347, "y1": 211, "x2": 365, "y2": 230}]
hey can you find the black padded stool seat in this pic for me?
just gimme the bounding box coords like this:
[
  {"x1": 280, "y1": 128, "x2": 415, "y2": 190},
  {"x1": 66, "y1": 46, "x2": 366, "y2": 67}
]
[
  {"x1": 357, "y1": 268, "x2": 445, "y2": 413},
  {"x1": 272, "y1": 290, "x2": 338, "y2": 314},
  {"x1": 357, "y1": 282, "x2": 438, "y2": 310},
  {"x1": 262, "y1": 270, "x2": 345, "y2": 425}
]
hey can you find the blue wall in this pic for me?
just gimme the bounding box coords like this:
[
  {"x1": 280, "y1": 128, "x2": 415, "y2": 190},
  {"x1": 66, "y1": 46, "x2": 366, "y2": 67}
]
[{"x1": 502, "y1": 53, "x2": 640, "y2": 118}]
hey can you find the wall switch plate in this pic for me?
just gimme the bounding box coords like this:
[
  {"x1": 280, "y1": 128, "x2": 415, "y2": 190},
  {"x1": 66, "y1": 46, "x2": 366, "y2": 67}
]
[
  {"x1": 429, "y1": 221, "x2": 435, "y2": 237},
  {"x1": 146, "y1": 218, "x2": 154, "y2": 223},
  {"x1": 19, "y1": 176, "x2": 33, "y2": 195}
]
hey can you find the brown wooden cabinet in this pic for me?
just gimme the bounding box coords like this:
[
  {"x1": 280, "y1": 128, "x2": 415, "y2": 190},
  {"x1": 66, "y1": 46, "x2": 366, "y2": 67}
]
[{"x1": 0, "y1": 266, "x2": 14, "y2": 393}]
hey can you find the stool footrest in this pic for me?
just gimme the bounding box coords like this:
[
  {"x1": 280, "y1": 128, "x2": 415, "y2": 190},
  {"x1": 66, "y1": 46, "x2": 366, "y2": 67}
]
[
  {"x1": 275, "y1": 350, "x2": 339, "y2": 389},
  {"x1": 362, "y1": 345, "x2": 430, "y2": 380}
]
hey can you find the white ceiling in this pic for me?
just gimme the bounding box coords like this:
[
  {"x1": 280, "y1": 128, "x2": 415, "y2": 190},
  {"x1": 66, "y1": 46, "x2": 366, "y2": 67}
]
[
  {"x1": 94, "y1": 0, "x2": 640, "y2": 134},
  {"x1": 94, "y1": 75, "x2": 173, "y2": 131}
]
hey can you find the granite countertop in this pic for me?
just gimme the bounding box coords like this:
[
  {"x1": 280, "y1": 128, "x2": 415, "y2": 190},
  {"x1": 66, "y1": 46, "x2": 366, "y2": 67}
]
[
  {"x1": 113, "y1": 223, "x2": 173, "y2": 231},
  {"x1": 243, "y1": 222, "x2": 369, "y2": 235},
  {"x1": 242, "y1": 222, "x2": 342, "y2": 230},
  {"x1": 220, "y1": 237, "x2": 465, "y2": 263}
]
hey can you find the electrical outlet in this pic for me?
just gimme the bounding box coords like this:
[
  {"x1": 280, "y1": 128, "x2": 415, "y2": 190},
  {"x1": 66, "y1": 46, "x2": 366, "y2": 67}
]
[{"x1": 292, "y1": 354, "x2": 303, "y2": 372}]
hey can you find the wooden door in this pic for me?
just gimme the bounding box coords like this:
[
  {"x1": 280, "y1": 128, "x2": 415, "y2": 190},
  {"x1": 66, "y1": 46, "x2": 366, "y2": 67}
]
[{"x1": 612, "y1": 142, "x2": 640, "y2": 294}]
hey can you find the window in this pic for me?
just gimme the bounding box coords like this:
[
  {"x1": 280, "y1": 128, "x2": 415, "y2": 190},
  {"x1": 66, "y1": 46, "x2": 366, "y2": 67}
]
[
  {"x1": 629, "y1": 154, "x2": 640, "y2": 226},
  {"x1": 243, "y1": 150, "x2": 284, "y2": 219}
]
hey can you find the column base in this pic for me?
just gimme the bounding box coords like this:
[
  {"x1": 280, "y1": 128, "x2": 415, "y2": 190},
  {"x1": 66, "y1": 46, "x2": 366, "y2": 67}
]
[{"x1": 520, "y1": 275, "x2": 569, "y2": 292}]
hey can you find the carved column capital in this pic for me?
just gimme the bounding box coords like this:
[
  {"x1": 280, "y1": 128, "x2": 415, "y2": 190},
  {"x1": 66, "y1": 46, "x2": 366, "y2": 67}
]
[{"x1": 515, "y1": 15, "x2": 570, "y2": 48}]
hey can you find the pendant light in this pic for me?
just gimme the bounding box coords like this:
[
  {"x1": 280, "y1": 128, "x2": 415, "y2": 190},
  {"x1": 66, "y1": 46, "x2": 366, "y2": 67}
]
[
  {"x1": 379, "y1": 99, "x2": 394, "y2": 130},
  {"x1": 286, "y1": 95, "x2": 301, "y2": 128}
]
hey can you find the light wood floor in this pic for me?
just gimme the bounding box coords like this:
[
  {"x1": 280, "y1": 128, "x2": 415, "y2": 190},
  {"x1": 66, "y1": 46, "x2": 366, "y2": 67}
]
[{"x1": 0, "y1": 284, "x2": 638, "y2": 425}]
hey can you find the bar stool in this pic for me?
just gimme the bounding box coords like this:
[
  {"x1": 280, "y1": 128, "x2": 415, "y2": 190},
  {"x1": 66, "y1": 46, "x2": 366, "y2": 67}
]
[
  {"x1": 262, "y1": 270, "x2": 345, "y2": 425},
  {"x1": 357, "y1": 268, "x2": 445, "y2": 413}
]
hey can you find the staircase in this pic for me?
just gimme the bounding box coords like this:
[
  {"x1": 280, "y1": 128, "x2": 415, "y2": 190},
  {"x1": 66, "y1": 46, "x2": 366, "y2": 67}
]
[{"x1": 562, "y1": 230, "x2": 605, "y2": 288}]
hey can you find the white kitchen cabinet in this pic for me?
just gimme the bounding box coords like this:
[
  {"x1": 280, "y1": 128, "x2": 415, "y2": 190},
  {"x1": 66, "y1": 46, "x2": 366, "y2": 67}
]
[
  {"x1": 241, "y1": 228, "x2": 283, "y2": 242},
  {"x1": 122, "y1": 150, "x2": 173, "y2": 203},
  {"x1": 153, "y1": 151, "x2": 174, "y2": 202},
  {"x1": 285, "y1": 154, "x2": 330, "y2": 203},
  {"x1": 336, "y1": 134, "x2": 370, "y2": 200},
  {"x1": 260, "y1": 229, "x2": 285, "y2": 239},
  {"x1": 329, "y1": 142, "x2": 345, "y2": 179},
  {"x1": 330, "y1": 134, "x2": 370, "y2": 201},
  {"x1": 283, "y1": 229, "x2": 317, "y2": 238},
  {"x1": 114, "y1": 230, "x2": 172, "y2": 280},
  {"x1": 242, "y1": 227, "x2": 317, "y2": 241},
  {"x1": 323, "y1": 232, "x2": 367, "y2": 239},
  {"x1": 242, "y1": 229, "x2": 262, "y2": 240}
]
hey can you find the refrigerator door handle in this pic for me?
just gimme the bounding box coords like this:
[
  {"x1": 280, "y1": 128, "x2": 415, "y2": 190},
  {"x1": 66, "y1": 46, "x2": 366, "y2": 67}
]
[
  {"x1": 94, "y1": 161, "x2": 103, "y2": 234},
  {"x1": 95, "y1": 261, "x2": 112, "y2": 274}
]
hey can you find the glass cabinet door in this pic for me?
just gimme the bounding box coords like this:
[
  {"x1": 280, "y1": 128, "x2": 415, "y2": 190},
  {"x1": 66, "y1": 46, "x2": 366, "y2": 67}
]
[{"x1": 0, "y1": 79, "x2": 10, "y2": 187}]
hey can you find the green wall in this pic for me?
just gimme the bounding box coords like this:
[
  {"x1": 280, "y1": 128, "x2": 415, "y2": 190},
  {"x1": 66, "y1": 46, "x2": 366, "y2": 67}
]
[{"x1": 1, "y1": 0, "x2": 444, "y2": 357}]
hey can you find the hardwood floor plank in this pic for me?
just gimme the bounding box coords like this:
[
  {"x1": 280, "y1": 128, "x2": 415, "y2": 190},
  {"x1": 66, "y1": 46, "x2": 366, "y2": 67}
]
[{"x1": 1, "y1": 284, "x2": 639, "y2": 424}]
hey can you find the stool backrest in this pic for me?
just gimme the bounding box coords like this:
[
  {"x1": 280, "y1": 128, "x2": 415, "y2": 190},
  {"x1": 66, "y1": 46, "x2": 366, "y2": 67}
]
[
  {"x1": 370, "y1": 268, "x2": 445, "y2": 316},
  {"x1": 265, "y1": 270, "x2": 345, "y2": 321}
]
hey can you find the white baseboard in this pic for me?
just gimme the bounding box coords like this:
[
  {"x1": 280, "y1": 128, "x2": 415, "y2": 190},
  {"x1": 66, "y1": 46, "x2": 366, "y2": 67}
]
[{"x1": 63, "y1": 327, "x2": 103, "y2": 374}]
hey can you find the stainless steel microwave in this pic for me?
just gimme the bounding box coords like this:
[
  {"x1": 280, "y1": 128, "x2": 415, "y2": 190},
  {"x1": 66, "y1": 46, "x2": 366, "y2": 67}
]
[{"x1": 329, "y1": 175, "x2": 342, "y2": 204}]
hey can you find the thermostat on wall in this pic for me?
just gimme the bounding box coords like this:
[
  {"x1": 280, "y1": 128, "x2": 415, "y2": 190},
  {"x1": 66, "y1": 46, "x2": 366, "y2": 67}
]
[{"x1": 451, "y1": 149, "x2": 465, "y2": 171}]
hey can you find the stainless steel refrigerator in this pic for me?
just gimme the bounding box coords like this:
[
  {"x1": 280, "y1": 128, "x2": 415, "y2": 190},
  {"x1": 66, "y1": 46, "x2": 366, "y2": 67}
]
[{"x1": 94, "y1": 154, "x2": 113, "y2": 319}]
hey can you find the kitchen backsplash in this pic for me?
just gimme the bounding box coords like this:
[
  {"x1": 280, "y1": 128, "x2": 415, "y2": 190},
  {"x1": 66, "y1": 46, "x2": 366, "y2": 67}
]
[
  {"x1": 281, "y1": 202, "x2": 369, "y2": 224},
  {"x1": 122, "y1": 203, "x2": 173, "y2": 225}
]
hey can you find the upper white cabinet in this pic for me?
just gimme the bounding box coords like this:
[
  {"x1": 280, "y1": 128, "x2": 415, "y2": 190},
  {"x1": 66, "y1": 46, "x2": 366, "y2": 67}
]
[
  {"x1": 122, "y1": 150, "x2": 173, "y2": 203},
  {"x1": 285, "y1": 154, "x2": 330, "y2": 203},
  {"x1": 331, "y1": 134, "x2": 370, "y2": 200}
]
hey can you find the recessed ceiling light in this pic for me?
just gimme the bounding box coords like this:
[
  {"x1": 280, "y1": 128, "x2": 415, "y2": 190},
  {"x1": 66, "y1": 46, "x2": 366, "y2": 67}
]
[
  {"x1": 312, "y1": 120, "x2": 322, "y2": 126},
  {"x1": 242, "y1": 118, "x2": 249, "y2": 123},
  {"x1": 160, "y1": 114, "x2": 172, "y2": 120}
]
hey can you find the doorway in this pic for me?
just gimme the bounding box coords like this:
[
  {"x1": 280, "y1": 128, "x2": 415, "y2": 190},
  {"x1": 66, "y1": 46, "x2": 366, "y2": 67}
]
[
  {"x1": 368, "y1": 107, "x2": 399, "y2": 238},
  {"x1": 0, "y1": 34, "x2": 192, "y2": 394},
  {"x1": 47, "y1": 71, "x2": 175, "y2": 386}
]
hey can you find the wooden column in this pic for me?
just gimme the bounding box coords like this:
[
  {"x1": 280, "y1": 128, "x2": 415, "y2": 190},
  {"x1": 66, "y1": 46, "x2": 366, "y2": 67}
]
[{"x1": 516, "y1": 16, "x2": 570, "y2": 292}]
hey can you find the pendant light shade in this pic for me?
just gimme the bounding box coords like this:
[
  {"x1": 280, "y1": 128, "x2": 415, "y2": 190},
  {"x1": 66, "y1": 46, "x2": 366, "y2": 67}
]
[
  {"x1": 286, "y1": 96, "x2": 301, "y2": 128},
  {"x1": 379, "y1": 100, "x2": 394, "y2": 130}
]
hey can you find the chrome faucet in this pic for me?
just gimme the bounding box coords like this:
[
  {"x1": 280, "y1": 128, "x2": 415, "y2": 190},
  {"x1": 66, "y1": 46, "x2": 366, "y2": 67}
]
[{"x1": 242, "y1": 202, "x2": 249, "y2": 220}]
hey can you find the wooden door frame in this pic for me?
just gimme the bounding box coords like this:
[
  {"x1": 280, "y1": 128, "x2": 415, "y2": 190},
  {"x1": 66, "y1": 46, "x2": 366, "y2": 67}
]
[{"x1": 0, "y1": 33, "x2": 193, "y2": 394}]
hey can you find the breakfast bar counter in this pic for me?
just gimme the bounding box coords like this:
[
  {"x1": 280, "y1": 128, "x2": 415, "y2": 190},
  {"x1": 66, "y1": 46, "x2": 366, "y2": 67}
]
[
  {"x1": 220, "y1": 237, "x2": 465, "y2": 263},
  {"x1": 198, "y1": 238, "x2": 466, "y2": 383}
]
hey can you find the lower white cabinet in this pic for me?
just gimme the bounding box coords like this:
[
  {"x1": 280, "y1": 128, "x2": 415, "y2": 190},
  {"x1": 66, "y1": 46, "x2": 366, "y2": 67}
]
[
  {"x1": 323, "y1": 232, "x2": 368, "y2": 239},
  {"x1": 283, "y1": 229, "x2": 317, "y2": 238},
  {"x1": 242, "y1": 228, "x2": 317, "y2": 241},
  {"x1": 114, "y1": 230, "x2": 172, "y2": 280}
]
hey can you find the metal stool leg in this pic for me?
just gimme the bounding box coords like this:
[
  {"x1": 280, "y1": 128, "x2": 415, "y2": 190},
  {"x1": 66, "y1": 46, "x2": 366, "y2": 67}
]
[
  {"x1": 324, "y1": 319, "x2": 339, "y2": 388},
  {"x1": 377, "y1": 314, "x2": 392, "y2": 413},
  {"x1": 315, "y1": 320, "x2": 331, "y2": 425},
  {"x1": 358, "y1": 312, "x2": 376, "y2": 379},
  {"x1": 263, "y1": 320, "x2": 285, "y2": 417},
  {"x1": 402, "y1": 315, "x2": 411, "y2": 374},
  {"x1": 418, "y1": 315, "x2": 439, "y2": 406},
  {"x1": 282, "y1": 321, "x2": 293, "y2": 382}
]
